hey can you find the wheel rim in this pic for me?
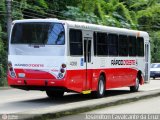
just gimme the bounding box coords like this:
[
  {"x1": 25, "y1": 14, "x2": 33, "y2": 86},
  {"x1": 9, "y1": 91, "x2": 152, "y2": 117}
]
[
  {"x1": 135, "y1": 77, "x2": 139, "y2": 89},
  {"x1": 99, "y1": 80, "x2": 104, "y2": 95}
]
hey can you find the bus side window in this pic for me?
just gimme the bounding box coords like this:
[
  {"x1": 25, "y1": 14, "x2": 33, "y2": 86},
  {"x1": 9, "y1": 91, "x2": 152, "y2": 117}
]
[
  {"x1": 93, "y1": 32, "x2": 97, "y2": 56},
  {"x1": 96, "y1": 32, "x2": 108, "y2": 56},
  {"x1": 129, "y1": 36, "x2": 137, "y2": 56},
  {"x1": 108, "y1": 34, "x2": 118, "y2": 56},
  {"x1": 119, "y1": 35, "x2": 128, "y2": 56},
  {"x1": 137, "y1": 37, "x2": 144, "y2": 56},
  {"x1": 69, "y1": 29, "x2": 83, "y2": 56}
]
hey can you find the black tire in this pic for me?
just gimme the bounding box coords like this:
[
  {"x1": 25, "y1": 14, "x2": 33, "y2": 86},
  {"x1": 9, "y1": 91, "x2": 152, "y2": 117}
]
[
  {"x1": 130, "y1": 76, "x2": 140, "y2": 92},
  {"x1": 153, "y1": 77, "x2": 155, "y2": 80},
  {"x1": 92, "y1": 75, "x2": 105, "y2": 98},
  {"x1": 46, "y1": 90, "x2": 64, "y2": 98}
]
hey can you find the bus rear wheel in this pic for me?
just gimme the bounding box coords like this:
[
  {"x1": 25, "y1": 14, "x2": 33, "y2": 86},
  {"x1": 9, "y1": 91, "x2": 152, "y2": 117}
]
[
  {"x1": 130, "y1": 76, "x2": 139, "y2": 92},
  {"x1": 92, "y1": 75, "x2": 105, "y2": 98},
  {"x1": 46, "y1": 90, "x2": 64, "y2": 98}
]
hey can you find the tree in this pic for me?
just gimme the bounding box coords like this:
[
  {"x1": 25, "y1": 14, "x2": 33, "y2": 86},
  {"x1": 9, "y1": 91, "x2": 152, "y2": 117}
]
[
  {"x1": 137, "y1": 5, "x2": 160, "y2": 31},
  {"x1": 0, "y1": 24, "x2": 7, "y2": 86},
  {"x1": 62, "y1": 6, "x2": 100, "y2": 24},
  {"x1": 150, "y1": 31, "x2": 160, "y2": 62}
]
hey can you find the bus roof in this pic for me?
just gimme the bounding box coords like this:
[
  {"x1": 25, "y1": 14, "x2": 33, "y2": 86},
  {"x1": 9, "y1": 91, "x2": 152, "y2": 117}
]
[{"x1": 12, "y1": 18, "x2": 149, "y2": 38}]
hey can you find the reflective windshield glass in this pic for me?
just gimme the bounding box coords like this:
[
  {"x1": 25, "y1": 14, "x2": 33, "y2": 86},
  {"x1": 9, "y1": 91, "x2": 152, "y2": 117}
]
[
  {"x1": 151, "y1": 64, "x2": 160, "y2": 68},
  {"x1": 11, "y1": 22, "x2": 65, "y2": 45}
]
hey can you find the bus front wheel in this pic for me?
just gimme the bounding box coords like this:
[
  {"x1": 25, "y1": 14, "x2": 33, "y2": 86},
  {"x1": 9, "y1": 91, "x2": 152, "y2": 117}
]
[
  {"x1": 130, "y1": 76, "x2": 139, "y2": 92},
  {"x1": 46, "y1": 90, "x2": 64, "y2": 98}
]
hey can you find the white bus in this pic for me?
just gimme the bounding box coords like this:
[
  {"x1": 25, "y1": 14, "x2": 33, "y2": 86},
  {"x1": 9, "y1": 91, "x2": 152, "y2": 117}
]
[{"x1": 8, "y1": 19, "x2": 150, "y2": 98}]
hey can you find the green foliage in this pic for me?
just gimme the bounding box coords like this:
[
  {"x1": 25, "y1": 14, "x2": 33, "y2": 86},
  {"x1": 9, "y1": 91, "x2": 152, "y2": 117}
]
[
  {"x1": 148, "y1": 0, "x2": 158, "y2": 7},
  {"x1": 103, "y1": 1, "x2": 116, "y2": 14},
  {"x1": 79, "y1": 0, "x2": 96, "y2": 13},
  {"x1": 0, "y1": 24, "x2": 7, "y2": 86},
  {"x1": 150, "y1": 31, "x2": 160, "y2": 62},
  {"x1": 94, "y1": 0, "x2": 105, "y2": 23},
  {"x1": 0, "y1": 0, "x2": 6, "y2": 29},
  {"x1": 62, "y1": 6, "x2": 100, "y2": 24},
  {"x1": 115, "y1": 3, "x2": 132, "y2": 23},
  {"x1": 104, "y1": 15, "x2": 119, "y2": 27},
  {"x1": 47, "y1": 0, "x2": 81, "y2": 11},
  {"x1": 137, "y1": 4, "x2": 160, "y2": 31},
  {"x1": 36, "y1": 0, "x2": 48, "y2": 9},
  {"x1": 0, "y1": 0, "x2": 7, "y2": 86}
]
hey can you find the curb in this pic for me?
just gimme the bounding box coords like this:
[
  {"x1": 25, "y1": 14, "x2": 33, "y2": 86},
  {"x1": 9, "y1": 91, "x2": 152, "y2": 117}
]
[
  {"x1": 16, "y1": 89, "x2": 160, "y2": 120},
  {"x1": 0, "y1": 86, "x2": 11, "y2": 90}
]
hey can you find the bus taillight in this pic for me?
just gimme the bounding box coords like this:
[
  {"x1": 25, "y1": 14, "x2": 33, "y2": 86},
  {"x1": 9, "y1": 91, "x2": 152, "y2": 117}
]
[
  {"x1": 60, "y1": 68, "x2": 65, "y2": 73},
  {"x1": 8, "y1": 62, "x2": 12, "y2": 68},
  {"x1": 57, "y1": 64, "x2": 66, "y2": 79},
  {"x1": 8, "y1": 61, "x2": 16, "y2": 78},
  {"x1": 9, "y1": 67, "x2": 13, "y2": 71},
  {"x1": 62, "y1": 64, "x2": 66, "y2": 68}
]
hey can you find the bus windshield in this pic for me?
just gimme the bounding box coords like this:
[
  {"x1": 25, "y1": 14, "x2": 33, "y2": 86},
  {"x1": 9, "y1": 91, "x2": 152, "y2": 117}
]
[
  {"x1": 11, "y1": 22, "x2": 65, "y2": 45},
  {"x1": 151, "y1": 63, "x2": 160, "y2": 68}
]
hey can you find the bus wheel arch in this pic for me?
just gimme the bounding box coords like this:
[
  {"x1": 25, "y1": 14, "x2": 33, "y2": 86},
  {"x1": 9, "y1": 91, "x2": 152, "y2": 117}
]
[
  {"x1": 130, "y1": 71, "x2": 142, "y2": 92},
  {"x1": 137, "y1": 70, "x2": 144, "y2": 85},
  {"x1": 92, "y1": 72, "x2": 106, "y2": 98}
]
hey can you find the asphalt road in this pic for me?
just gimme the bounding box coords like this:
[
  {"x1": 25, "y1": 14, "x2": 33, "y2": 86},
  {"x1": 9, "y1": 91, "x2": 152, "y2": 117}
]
[
  {"x1": 0, "y1": 79, "x2": 160, "y2": 114},
  {"x1": 89, "y1": 95, "x2": 160, "y2": 114},
  {"x1": 57, "y1": 95, "x2": 160, "y2": 120}
]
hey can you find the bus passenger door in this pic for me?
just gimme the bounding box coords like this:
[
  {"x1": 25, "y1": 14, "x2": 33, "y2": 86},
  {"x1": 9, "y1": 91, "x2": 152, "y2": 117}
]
[
  {"x1": 144, "y1": 43, "x2": 150, "y2": 83},
  {"x1": 83, "y1": 31, "x2": 93, "y2": 92}
]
